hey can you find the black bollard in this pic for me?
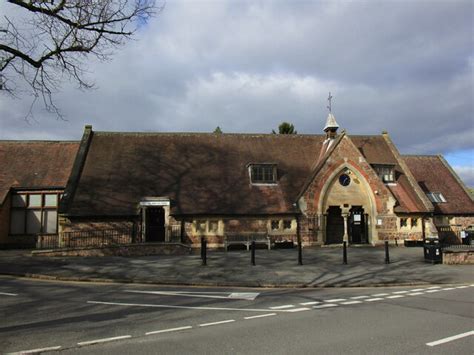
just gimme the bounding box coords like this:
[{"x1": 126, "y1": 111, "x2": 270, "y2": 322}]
[
  {"x1": 298, "y1": 240, "x2": 303, "y2": 265},
  {"x1": 385, "y1": 240, "x2": 390, "y2": 264},
  {"x1": 343, "y1": 241, "x2": 348, "y2": 265},
  {"x1": 201, "y1": 236, "x2": 207, "y2": 266},
  {"x1": 251, "y1": 240, "x2": 256, "y2": 266}
]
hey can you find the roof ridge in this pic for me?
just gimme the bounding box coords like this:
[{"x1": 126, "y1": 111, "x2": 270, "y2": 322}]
[{"x1": 93, "y1": 131, "x2": 326, "y2": 138}]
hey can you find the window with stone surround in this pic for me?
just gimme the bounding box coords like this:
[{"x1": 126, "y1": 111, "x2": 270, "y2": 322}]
[
  {"x1": 283, "y1": 220, "x2": 292, "y2": 230},
  {"x1": 372, "y1": 164, "x2": 395, "y2": 183},
  {"x1": 10, "y1": 191, "x2": 62, "y2": 235},
  {"x1": 400, "y1": 218, "x2": 408, "y2": 228},
  {"x1": 411, "y1": 218, "x2": 418, "y2": 228},
  {"x1": 249, "y1": 164, "x2": 277, "y2": 184},
  {"x1": 271, "y1": 220, "x2": 279, "y2": 230},
  {"x1": 193, "y1": 220, "x2": 223, "y2": 235},
  {"x1": 268, "y1": 219, "x2": 295, "y2": 233}
]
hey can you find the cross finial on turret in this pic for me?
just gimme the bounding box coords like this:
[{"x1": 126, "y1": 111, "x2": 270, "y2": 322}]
[{"x1": 327, "y1": 92, "x2": 333, "y2": 113}]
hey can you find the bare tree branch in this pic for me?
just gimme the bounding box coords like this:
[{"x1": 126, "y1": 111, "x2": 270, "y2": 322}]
[{"x1": 0, "y1": 0, "x2": 161, "y2": 120}]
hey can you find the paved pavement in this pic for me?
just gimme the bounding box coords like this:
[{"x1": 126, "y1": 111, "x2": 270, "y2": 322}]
[{"x1": 0, "y1": 246, "x2": 472, "y2": 287}]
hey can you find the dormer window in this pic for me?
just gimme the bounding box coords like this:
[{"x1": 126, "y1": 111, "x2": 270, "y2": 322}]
[
  {"x1": 249, "y1": 164, "x2": 277, "y2": 184},
  {"x1": 372, "y1": 164, "x2": 395, "y2": 183},
  {"x1": 426, "y1": 192, "x2": 447, "y2": 203}
]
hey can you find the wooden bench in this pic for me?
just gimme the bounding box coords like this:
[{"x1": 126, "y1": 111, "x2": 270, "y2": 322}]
[{"x1": 224, "y1": 232, "x2": 271, "y2": 251}]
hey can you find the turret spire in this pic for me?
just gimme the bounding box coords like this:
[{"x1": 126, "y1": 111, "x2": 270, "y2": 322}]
[{"x1": 323, "y1": 92, "x2": 339, "y2": 138}]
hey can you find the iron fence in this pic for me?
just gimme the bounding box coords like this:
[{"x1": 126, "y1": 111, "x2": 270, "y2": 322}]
[
  {"x1": 35, "y1": 224, "x2": 183, "y2": 249},
  {"x1": 36, "y1": 228, "x2": 135, "y2": 250}
]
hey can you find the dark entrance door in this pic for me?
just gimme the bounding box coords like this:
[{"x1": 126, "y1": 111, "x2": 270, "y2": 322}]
[
  {"x1": 349, "y1": 206, "x2": 367, "y2": 244},
  {"x1": 145, "y1": 207, "x2": 165, "y2": 242},
  {"x1": 326, "y1": 206, "x2": 344, "y2": 244}
]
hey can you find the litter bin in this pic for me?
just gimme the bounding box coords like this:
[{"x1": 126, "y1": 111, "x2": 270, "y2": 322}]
[{"x1": 424, "y1": 238, "x2": 442, "y2": 264}]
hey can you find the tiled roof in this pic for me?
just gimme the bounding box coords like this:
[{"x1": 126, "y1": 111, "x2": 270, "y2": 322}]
[
  {"x1": 403, "y1": 155, "x2": 474, "y2": 214},
  {"x1": 67, "y1": 132, "x2": 325, "y2": 216},
  {"x1": 0, "y1": 141, "x2": 79, "y2": 204},
  {"x1": 351, "y1": 136, "x2": 429, "y2": 213}
]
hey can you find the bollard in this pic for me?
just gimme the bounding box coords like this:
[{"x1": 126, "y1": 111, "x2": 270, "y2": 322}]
[
  {"x1": 385, "y1": 240, "x2": 390, "y2": 264},
  {"x1": 395, "y1": 237, "x2": 398, "y2": 247},
  {"x1": 201, "y1": 236, "x2": 207, "y2": 266},
  {"x1": 251, "y1": 241, "x2": 256, "y2": 266},
  {"x1": 343, "y1": 241, "x2": 348, "y2": 265},
  {"x1": 298, "y1": 240, "x2": 303, "y2": 265}
]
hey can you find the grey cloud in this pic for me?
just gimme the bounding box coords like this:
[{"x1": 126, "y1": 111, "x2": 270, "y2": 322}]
[{"x1": 0, "y1": 0, "x2": 472, "y2": 166}]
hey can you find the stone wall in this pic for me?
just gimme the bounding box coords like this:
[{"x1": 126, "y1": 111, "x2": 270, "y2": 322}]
[{"x1": 443, "y1": 250, "x2": 474, "y2": 265}]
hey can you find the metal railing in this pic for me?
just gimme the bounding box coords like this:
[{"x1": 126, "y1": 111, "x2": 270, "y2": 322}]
[
  {"x1": 36, "y1": 228, "x2": 135, "y2": 249},
  {"x1": 35, "y1": 224, "x2": 184, "y2": 250}
]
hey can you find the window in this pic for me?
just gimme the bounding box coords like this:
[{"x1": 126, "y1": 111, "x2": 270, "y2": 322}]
[
  {"x1": 400, "y1": 218, "x2": 408, "y2": 228},
  {"x1": 10, "y1": 191, "x2": 61, "y2": 235},
  {"x1": 196, "y1": 220, "x2": 207, "y2": 233},
  {"x1": 283, "y1": 220, "x2": 292, "y2": 230},
  {"x1": 372, "y1": 164, "x2": 395, "y2": 183},
  {"x1": 250, "y1": 164, "x2": 276, "y2": 184},
  {"x1": 209, "y1": 221, "x2": 219, "y2": 233},
  {"x1": 426, "y1": 192, "x2": 447, "y2": 203},
  {"x1": 271, "y1": 220, "x2": 280, "y2": 230},
  {"x1": 269, "y1": 219, "x2": 295, "y2": 233},
  {"x1": 411, "y1": 218, "x2": 418, "y2": 228},
  {"x1": 194, "y1": 220, "x2": 222, "y2": 235}
]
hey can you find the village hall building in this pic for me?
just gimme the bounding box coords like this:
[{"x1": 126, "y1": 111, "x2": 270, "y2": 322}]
[{"x1": 0, "y1": 111, "x2": 473, "y2": 250}]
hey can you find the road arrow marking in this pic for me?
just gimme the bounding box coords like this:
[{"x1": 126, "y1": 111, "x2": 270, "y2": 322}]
[{"x1": 125, "y1": 290, "x2": 259, "y2": 300}]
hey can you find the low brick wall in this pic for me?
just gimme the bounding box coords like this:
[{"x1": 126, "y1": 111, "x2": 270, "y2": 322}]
[
  {"x1": 31, "y1": 243, "x2": 192, "y2": 257},
  {"x1": 442, "y1": 250, "x2": 474, "y2": 265}
]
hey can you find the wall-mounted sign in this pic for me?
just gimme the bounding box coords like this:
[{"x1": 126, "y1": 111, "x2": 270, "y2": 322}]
[{"x1": 140, "y1": 199, "x2": 170, "y2": 207}]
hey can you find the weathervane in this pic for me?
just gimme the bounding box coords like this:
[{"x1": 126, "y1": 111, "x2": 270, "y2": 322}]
[{"x1": 327, "y1": 92, "x2": 333, "y2": 113}]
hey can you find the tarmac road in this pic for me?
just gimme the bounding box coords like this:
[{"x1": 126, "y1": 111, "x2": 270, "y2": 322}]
[{"x1": 1, "y1": 277, "x2": 473, "y2": 354}]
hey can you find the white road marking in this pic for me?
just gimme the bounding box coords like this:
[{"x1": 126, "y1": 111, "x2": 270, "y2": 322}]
[
  {"x1": 425, "y1": 290, "x2": 441, "y2": 293},
  {"x1": 392, "y1": 291, "x2": 409, "y2": 294},
  {"x1": 286, "y1": 308, "x2": 311, "y2": 312},
  {"x1": 456, "y1": 286, "x2": 468, "y2": 289},
  {"x1": 270, "y1": 305, "x2": 295, "y2": 309},
  {"x1": 371, "y1": 293, "x2": 389, "y2": 297},
  {"x1": 408, "y1": 292, "x2": 424, "y2": 296},
  {"x1": 244, "y1": 313, "x2": 276, "y2": 320},
  {"x1": 0, "y1": 292, "x2": 18, "y2": 296},
  {"x1": 7, "y1": 346, "x2": 61, "y2": 354},
  {"x1": 325, "y1": 298, "x2": 346, "y2": 302},
  {"x1": 470, "y1": 284, "x2": 474, "y2": 287},
  {"x1": 340, "y1": 300, "x2": 362, "y2": 305},
  {"x1": 426, "y1": 330, "x2": 474, "y2": 347},
  {"x1": 300, "y1": 301, "x2": 320, "y2": 305},
  {"x1": 441, "y1": 287, "x2": 455, "y2": 291},
  {"x1": 125, "y1": 290, "x2": 259, "y2": 301},
  {"x1": 78, "y1": 335, "x2": 131, "y2": 346},
  {"x1": 313, "y1": 304, "x2": 338, "y2": 309},
  {"x1": 365, "y1": 298, "x2": 384, "y2": 302},
  {"x1": 350, "y1": 295, "x2": 369, "y2": 299},
  {"x1": 199, "y1": 319, "x2": 235, "y2": 327},
  {"x1": 410, "y1": 289, "x2": 424, "y2": 292},
  {"x1": 427, "y1": 286, "x2": 441, "y2": 289},
  {"x1": 146, "y1": 326, "x2": 192, "y2": 335},
  {"x1": 385, "y1": 295, "x2": 405, "y2": 299},
  {"x1": 88, "y1": 300, "x2": 284, "y2": 313}
]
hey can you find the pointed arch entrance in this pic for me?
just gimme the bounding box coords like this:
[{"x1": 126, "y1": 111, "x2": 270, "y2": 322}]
[{"x1": 320, "y1": 164, "x2": 377, "y2": 245}]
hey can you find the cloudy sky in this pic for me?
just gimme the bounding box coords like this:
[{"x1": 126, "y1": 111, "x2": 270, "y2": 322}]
[{"x1": 1, "y1": 0, "x2": 473, "y2": 185}]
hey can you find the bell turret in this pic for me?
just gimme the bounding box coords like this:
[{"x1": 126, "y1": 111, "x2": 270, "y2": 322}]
[{"x1": 323, "y1": 92, "x2": 339, "y2": 138}]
